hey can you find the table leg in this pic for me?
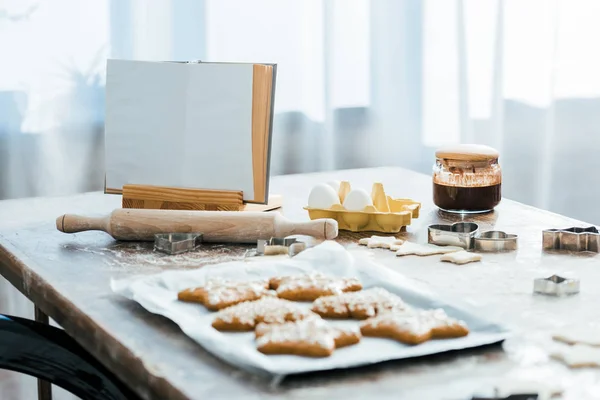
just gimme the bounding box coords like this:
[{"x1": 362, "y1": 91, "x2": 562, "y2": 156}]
[{"x1": 34, "y1": 306, "x2": 52, "y2": 400}]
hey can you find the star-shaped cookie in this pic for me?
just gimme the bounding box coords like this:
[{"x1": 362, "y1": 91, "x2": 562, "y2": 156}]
[
  {"x1": 395, "y1": 242, "x2": 462, "y2": 256},
  {"x1": 440, "y1": 250, "x2": 482, "y2": 265},
  {"x1": 359, "y1": 308, "x2": 469, "y2": 345},
  {"x1": 553, "y1": 330, "x2": 600, "y2": 347},
  {"x1": 311, "y1": 287, "x2": 407, "y2": 319},
  {"x1": 269, "y1": 273, "x2": 362, "y2": 301},
  {"x1": 551, "y1": 344, "x2": 600, "y2": 368},
  {"x1": 254, "y1": 319, "x2": 361, "y2": 357},
  {"x1": 358, "y1": 235, "x2": 404, "y2": 250},
  {"x1": 177, "y1": 278, "x2": 275, "y2": 310},
  {"x1": 212, "y1": 297, "x2": 318, "y2": 331}
]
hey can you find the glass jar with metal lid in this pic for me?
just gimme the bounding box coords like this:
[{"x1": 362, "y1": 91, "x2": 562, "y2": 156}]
[{"x1": 433, "y1": 144, "x2": 501, "y2": 214}]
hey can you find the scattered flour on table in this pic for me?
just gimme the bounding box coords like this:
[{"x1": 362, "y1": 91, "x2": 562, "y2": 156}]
[{"x1": 62, "y1": 242, "x2": 247, "y2": 272}]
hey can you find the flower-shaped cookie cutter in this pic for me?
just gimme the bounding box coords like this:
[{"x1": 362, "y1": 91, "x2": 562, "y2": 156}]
[
  {"x1": 473, "y1": 231, "x2": 518, "y2": 252},
  {"x1": 542, "y1": 226, "x2": 600, "y2": 253},
  {"x1": 427, "y1": 222, "x2": 479, "y2": 249},
  {"x1": 533, "y1": 275, "x2": 580, "y2": 296}
]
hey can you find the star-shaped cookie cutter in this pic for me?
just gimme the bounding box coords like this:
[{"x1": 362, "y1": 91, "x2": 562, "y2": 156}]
[
  {"x1": 533, "y1": 274, "x2": 580, "y2": 296},
  {"x1": 542, "y1": 226, "x2": 600, "y2": 252},
  {"x1": 154, "y1": 233, "x2": 203, "y2": 255},
  {"x1": 427, "y1": 222, "x2": 479, "y2": 249},
  {"x1": 473, "y1": 231, "x2": 518, "y2": 252}
]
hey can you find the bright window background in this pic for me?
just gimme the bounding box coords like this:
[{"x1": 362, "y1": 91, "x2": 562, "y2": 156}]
[
  {"x1": 206, "y1": 0, "x2": 370, "y2": 121},
  {"x1": 1, "y1": 0, "x2": 600, "y2": 138},
  {"x1": 0, "y1": 0, "x2": 108, "y2": 133}
]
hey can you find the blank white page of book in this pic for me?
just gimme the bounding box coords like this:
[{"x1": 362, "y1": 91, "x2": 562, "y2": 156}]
[{"x1": 105, "y1": 59, "x2": 255, "y2": 200}]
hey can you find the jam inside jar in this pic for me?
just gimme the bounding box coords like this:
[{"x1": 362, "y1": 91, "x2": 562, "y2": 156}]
[{"x1": 432, "y1": 145, "x2": 502, "y2": 214}]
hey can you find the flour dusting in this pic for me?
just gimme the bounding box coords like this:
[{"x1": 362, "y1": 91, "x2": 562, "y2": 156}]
[{"x1": 62, "y1": 241, "x2": 249, "y2": 273}]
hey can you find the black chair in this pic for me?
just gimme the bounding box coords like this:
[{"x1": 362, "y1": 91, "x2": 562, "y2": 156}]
[{"x1": 0, "y1": 314, "x2": 139, "y2": 400}]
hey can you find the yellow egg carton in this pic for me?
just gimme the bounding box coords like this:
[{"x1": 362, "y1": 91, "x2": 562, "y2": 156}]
[{"x1": 304, "y1": 181, "x2": 421, "y2": 233}]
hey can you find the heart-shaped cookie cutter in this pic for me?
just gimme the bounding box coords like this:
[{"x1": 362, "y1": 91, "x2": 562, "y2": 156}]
[
  {"x1": 428, "y1": 223, "x2": 518, "y2": 252},
  {"x1": 474, "y1": 231, "x2": 518, "y2": 252},
  {"x1": 542, "y1": 226, "x2": 600, "y2": 253},
  {"x1": 427, "y1": 222, "x2": 479, "y2": 249}
]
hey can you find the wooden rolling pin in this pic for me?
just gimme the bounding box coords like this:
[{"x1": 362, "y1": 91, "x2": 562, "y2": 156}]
[{"x1": 56, "y1": 209, "x2": 338, "y2": 243}]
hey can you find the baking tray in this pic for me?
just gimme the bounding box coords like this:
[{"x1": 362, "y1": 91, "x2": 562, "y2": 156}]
[{"x1": 112, "y1": 242, "x2": 510, "y2": 377}]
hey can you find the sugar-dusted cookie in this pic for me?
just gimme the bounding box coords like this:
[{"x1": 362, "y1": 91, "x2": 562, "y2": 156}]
[
  {"x1": 311, "y1": 287, "x2": 407, "y2": 320},
  {"x1": 440, "y1": 250, "x2": 482, "y2": 265},
  {"x1": 255, "y1": 319, "x2": 361, "y2": 357},
  {"x1": 395, "y1": 242, "x2": 463, "y2": 256},
  {"x1": 269, "y1": 273, "x2": 362, "y2": 302},
  {"x1": 551, "y1": 344, "x2": 600, "y2": 368},
  {"x1": 425, "y1": 309, "x2": 470, "y2": 338},
  {"x1": 552, "y1": 330, "x2": 600, "y2": 347},
  {"x1": 177, "y1": 278, "x2": 275, "y2": 311},
  {"x1": 256, "y1": 320, "x2": 335, "y2": 357},
  {"x1": 212, "y1": 297, "x2": 319, "y2": 331},
  {"x1": 358, "y1": 235, "x2": 405, "y2": 250},
  {"x1": 360, "y1": 308, "x2": 469, "y2": 345}
]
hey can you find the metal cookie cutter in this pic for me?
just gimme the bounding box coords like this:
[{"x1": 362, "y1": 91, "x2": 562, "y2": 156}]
[
  {"x1": 472, "y1": 385, "x2": 540, "y2": 400},
  {"x1": 428, "y1": 222, "x2": 479, "y2": 249},
  {"x1": 154, "y1": 233, "x2": 203, "y2": 255},
  {"x1": 246, "y1": 237, "x2": 306, "y2": 258},
  {"x1": 472, "y1": 395, "x2": 538, "y2": 400},
  {"x1": 533, "y1": 274, "x2": 580, "y2": 296},
  {"x1": 542, "y1": 226, "x2": 600, "y2": 253},
  {"x1": 474, "y1": 231, "x2": 518, "y2": 252}
]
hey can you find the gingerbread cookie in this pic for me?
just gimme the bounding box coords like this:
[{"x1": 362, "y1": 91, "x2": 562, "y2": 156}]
[
  {"x1": 212, "y1": 297, "x2": 319, "y2": 331},
  {"x1": 269, "y1": 273, "x2": 362, "y2": 302},
  {"x1": 358, "y1": 235, "x2": 404, "y2": 250},
  {"x1": 360, "y1": 308, "x2": 469, "y2": 345},
  {"x1": 177, "y1": 278, "x2": 275, "y2": 311},
  {"x1": 311, "y1": 287, "x2": 408, "y2": 320},
  {"x1": 255, "y1": 319, "x2": 361, "y2": 357}
]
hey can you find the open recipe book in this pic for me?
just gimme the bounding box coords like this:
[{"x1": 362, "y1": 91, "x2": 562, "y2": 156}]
[{"x1": 104, "y1": 59, "x2": 277, "y2": 204}]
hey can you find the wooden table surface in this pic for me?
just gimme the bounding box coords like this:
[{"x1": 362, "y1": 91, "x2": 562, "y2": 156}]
[{"x1": 1, "y1": 167, "x2": 599, "y2": 400}]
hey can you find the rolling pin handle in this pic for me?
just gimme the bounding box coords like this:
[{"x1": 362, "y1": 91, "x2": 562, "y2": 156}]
[
  {"x1": 274, "y1": 215, "x2": 339, "y2": 240},
  {"x1": 323, "y1": 218, "x2": 338, "y2": 240},
  {"x1": 56, "y1": 214, "x2": 108, "y2": 234}
]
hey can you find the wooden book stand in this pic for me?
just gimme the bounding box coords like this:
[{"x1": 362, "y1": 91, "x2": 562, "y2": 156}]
[{"x1": 121, "y1": 184, "x2": 282, "y2": 212}]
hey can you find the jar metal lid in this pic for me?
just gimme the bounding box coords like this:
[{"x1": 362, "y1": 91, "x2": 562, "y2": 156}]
[{"x1": 435, "y1": 144, "x2": 499, "y2": 162}]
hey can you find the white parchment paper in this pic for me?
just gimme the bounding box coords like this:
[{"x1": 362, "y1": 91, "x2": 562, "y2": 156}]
[{"x1": 111, "y1": 241, "x2": 509, "y2": 377}]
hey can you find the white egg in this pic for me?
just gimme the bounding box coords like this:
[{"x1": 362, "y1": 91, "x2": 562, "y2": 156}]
[
  {"x1": 343, "y1": 189, "x2": 373, "y2": 211},
  {"x1": 326, "y1": 180, "x2": 341, "y2": 193},
  {"x1": 308, "y1": 183, "x2": 341, "y2": 209}
]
